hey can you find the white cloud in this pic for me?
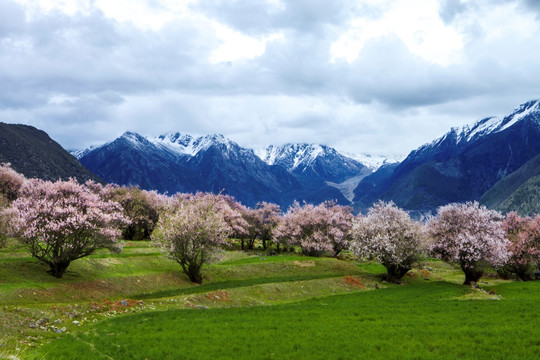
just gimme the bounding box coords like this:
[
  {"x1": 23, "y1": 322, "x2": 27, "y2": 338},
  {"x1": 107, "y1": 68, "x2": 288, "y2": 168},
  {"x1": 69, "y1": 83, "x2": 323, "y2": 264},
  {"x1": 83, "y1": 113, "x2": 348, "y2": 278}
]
[
  {"x1": 209, "y1": 22, "x2": 284, "y2": 64},
  {"x1": 331, "y1": 0, "x2": 463, "y2": 65}
]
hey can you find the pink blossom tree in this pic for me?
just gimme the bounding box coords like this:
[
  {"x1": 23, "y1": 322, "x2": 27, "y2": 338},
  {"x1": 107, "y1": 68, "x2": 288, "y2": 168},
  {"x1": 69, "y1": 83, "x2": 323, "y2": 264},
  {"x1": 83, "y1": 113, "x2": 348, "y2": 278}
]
[
  {"x1": 0, "y1": 164, "x2": 25, "y2": 247},
  {"x1": 500, "y1": 212, "x2": 540, "y2": 281},
  {"x1": 428, "y1": 202, "x2": 509, "y2": 285},
  {"x1": 107, "y1": 186, "x2": 167, "y2": 240},
  {"x1": 253, "y1": 202, "x2": 281, "y2": 250},
  {"x1": 350, "y1": 201, "x2": 426, "y2": 283},
  {"x1": 239, "y1": 202, "x2": 281, "y2": 251},
  {"x1": 274, "y1": 201, "x2": 353, "y2": 257},
  {"x1": 6, "y1": 178, "x2": 128, "y2": 278},
  {"x1": 151, "y1": 193, "x2": 231, "y2": 284},
  {"x1": 0, "y1": 163, "x2": 25, "y2": 204}
]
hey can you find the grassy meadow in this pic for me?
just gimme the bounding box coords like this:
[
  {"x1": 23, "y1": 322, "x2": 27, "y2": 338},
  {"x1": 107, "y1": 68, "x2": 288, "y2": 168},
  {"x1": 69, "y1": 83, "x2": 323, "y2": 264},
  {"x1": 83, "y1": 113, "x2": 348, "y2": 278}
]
[{"x1": 0, "y1": 240, "x2": 538, "y2": 359}]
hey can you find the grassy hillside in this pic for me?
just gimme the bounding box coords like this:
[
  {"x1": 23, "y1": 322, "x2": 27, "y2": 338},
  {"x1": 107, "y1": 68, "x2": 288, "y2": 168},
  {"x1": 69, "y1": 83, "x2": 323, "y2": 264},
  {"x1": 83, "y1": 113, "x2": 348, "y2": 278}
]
[
  {"x1": 0, "y1": 241, "x2": 538, "y2": 359},
  {"x1": 496, "y1": 174, "x2": 540, "y2": 216},
  {"x1": 481, "y1": 153, "x2": 540, "y2": 211},
  {"x1": 0, "y1": 123, "x2": 99, "y2": 182}
]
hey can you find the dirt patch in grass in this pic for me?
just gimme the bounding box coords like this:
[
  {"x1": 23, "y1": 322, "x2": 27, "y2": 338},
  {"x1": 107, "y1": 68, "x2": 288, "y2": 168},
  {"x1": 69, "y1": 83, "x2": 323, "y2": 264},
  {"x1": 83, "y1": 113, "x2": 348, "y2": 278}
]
[
  {"x1": 185, "y1": 291, "x2": 232, "y2": 307},
  {"x1": 293, "y1": 261, "x2": 316, "y2": 267},
  {"x1": 343, "y1": 276, "x2": 366, "y2": 289}
]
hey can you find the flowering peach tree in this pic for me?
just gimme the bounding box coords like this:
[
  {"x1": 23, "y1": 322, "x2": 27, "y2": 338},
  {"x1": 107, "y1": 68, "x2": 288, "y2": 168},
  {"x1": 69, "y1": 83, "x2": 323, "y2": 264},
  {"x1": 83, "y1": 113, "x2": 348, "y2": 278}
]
[
  {"x1": 240, "y1": 202, "x2": 281, "y2": 251},
  {"x1": 428, "y1": 202, "x2": 509, "y2": 285},
  {"x1": 274, "y1": 201, "x2": 353, "y2": 257},
  {"x1": 350, "y1": 201, "x2": 426, "y2": 283},
  {"x1": 151, "y1": 193, "x2": 231, "y2": 284},
  {"x1": 0, "y1": 164, "x2": 25, "y2": 247},
  {"x1": 0, "y1": 163, "x2": 25, "y2": 204},
  {"x1": 7, "y1": 178, "x2": 128, "y2": 278},
  {"x1": 500, "y1": 212, "x2": 540, "y2": 281},
  {"x1": 253, "y1": 202, "x2": 281, "y2": 250}
]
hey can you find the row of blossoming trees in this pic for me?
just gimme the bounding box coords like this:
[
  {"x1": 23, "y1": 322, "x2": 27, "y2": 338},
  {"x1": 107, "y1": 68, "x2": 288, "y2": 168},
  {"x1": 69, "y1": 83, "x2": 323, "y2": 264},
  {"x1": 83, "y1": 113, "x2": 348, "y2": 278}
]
[{"x1": 0, "y1": 163, "x2": 539, "y2": 284}]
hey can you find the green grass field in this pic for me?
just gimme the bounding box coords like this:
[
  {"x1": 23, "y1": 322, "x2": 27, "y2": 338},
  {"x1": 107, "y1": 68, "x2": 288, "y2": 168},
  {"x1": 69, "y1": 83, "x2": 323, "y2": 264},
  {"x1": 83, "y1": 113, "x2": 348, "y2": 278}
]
[{"x1": 1, "y1": 241, "x2": 539, "y2": 359}]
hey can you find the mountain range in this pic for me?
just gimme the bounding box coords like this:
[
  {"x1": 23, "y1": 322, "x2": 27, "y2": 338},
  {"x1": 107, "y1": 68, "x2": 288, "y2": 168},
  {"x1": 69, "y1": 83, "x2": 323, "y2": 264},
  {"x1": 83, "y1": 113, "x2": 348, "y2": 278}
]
[
  {"x1": 3, "y1": 99, "x2": 540, "y2": 215},
  {"x1": 73, "y1": 132, "x2": 374, "y2": 208},
  {"x1": 353, "y1": 99, "x2": 540, "y2": 214}
]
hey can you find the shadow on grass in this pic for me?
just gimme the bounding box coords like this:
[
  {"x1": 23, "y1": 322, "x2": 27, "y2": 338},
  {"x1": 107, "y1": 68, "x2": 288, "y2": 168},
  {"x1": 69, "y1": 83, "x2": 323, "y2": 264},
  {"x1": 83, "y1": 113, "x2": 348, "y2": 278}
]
[{"x1": 132, "y1": 274, "x2": 343, "y2": 300}]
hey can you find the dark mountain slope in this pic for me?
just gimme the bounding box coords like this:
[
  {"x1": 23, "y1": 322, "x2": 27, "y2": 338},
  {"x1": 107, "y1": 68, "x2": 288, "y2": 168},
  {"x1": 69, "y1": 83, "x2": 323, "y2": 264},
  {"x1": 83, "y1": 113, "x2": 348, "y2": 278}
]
[
  {"x1": 0, "y1": 122, "x2": 99, "y2": 182},
  {"x1": 480, "y1": 153, "x2": 540, "y2": 209}
]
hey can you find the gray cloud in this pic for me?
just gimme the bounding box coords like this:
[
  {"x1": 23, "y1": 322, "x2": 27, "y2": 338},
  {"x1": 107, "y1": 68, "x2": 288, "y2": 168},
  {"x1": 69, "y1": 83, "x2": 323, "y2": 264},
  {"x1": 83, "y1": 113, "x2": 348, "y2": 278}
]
[
  {"x1": 439, "y1": 0, "x2": 468, "y2": 23},
  {"x1": 0, "y1": 0, "x2": 539, "y2": 157}
]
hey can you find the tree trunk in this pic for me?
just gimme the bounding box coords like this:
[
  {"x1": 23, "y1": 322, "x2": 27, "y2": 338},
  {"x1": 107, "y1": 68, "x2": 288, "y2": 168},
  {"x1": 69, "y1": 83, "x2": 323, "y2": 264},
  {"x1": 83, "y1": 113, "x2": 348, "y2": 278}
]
[
  {"x1": 462, "y1": 266, "x2": 483, "y2": 286},
  {"x1": 276, "y1": 243, "x2": 280, "y2": 253},
  {"x1": 185, "y1": 264, "x2": 203, "y2": 284},
  {"x1": 262, "y1": 239, "x2": 267, "y2": 250},
  {"x1": 241, "y1": 239, "x2": 245, "y2": 251},
  {"x1": 48, "y1": 261, "x2": 71, "y2": 279},
  {"x1": 515, "y1": 264, "x2": 535, "y2": 281},
  {"x1": 384, "y1": 264, "x2": 410, "y2": 283}
]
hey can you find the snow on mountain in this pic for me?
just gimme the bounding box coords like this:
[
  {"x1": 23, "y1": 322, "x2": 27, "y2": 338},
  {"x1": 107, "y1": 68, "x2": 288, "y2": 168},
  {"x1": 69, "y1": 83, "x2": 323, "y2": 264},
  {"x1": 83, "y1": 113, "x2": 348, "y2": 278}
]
[
  {"x1": 354, "y1": 99, "x2": 540, "y2": 213},
  {"x1": 256, "y1": 143, "x2": 372, "y2": 184},
  {"x1": 423, "y1": 99, "x2": 540, "y2": 152},
  {"x1": 343, "y1": 153, "x2": 402, "y2": 170},
  {"x1": 70, "y1": 145, "x2": 97, "y2": 159},
  {"x1": 258, "y1": 143, "x2": 326, "y2": 170}
]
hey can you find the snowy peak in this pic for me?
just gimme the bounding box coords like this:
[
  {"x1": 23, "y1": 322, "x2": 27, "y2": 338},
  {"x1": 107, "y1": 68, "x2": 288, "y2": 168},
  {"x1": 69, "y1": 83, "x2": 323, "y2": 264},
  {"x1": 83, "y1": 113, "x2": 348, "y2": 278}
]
[
  {"x1": 498, "y1": 99, "x2": 540, "y2": 131},
  {"x1": 257, "y1": 143, "x2": 370, "y2": 183},
  {"x1": 148, "y1": 132, "x2": 247, "y2": 158},
  {"x1": 418, "y1": 99, "x2": 540, "y2": 156},
  {"x1": 260, "y1": 143, "x2": 328, "y2": 170}
]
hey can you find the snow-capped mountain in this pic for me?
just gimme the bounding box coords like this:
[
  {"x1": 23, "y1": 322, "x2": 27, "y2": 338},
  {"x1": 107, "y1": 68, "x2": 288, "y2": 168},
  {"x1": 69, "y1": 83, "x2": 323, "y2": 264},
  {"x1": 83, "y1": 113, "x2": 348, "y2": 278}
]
[
  {"x1": 257, "y1": 143, "x2": 371, "y2": 183},
  {"x1": 409, "y1": 99, "x2": 540, "y2": 163},
  {"x1": 353, "y1": 99, "x2": 540, "y2": 212},
  {"x1": 75, "y1": 131, "x2": 349, "y2": 208}
]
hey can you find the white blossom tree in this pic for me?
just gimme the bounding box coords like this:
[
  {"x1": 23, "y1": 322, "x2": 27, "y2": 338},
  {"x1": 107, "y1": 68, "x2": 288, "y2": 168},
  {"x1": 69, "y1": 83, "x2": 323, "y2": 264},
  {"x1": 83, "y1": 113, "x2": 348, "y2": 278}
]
[
  {"x1": 350, "y1": 201, "x2": 426, "y2": 283},
  {"x1": 151, "y1": 193, "x2": 231, "y2": 284}
]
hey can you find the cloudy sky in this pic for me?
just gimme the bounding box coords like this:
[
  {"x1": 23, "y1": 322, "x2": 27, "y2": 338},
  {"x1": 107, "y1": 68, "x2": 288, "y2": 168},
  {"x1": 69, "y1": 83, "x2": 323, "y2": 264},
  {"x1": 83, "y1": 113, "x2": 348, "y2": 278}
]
[{"x1": 1, "y1": 0, "x2": 540, "y2": 158}]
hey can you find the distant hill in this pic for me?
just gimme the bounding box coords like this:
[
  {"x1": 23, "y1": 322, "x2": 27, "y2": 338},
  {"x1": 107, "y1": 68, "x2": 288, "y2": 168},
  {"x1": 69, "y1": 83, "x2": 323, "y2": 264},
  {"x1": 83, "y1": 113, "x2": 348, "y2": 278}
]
[{"x1": 0, "y1": 123, "x2": 99, "y2": 182}]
